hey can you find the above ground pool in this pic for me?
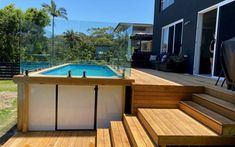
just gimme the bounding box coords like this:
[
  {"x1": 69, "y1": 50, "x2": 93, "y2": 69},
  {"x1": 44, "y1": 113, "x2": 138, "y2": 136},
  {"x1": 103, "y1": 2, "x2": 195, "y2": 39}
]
[
  {"x1": 40, "y1": 64, "x2": 120, "y2": 78},
  {"x1": 13, "y1": 64, "x2": 134, "y2": 131}
]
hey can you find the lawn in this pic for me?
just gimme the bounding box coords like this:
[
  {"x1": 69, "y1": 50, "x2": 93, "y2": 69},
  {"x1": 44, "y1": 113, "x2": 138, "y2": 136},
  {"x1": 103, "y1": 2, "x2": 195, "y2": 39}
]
[
  {"x1": 0, "y1": 80, "x2": 17, "y2": 92},
  {"x1": 0, "y1": 80, "x2": 17, "y2": 138}
]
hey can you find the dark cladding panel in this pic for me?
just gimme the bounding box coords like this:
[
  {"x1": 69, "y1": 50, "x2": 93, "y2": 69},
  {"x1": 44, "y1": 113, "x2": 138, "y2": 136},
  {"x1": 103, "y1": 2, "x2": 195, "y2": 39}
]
[{"x1": 153, "y1": 0, "x2": 224, "y2": 73}]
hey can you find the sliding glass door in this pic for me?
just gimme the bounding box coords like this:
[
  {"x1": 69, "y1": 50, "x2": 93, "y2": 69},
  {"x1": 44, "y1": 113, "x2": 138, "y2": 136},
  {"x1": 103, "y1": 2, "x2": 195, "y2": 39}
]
[
  {"x1": 161, "y1": 20, "x2": 183, "y2": 55},
  {"x1": 214, "y1": 1, "x2": 235, "y2": 76}
]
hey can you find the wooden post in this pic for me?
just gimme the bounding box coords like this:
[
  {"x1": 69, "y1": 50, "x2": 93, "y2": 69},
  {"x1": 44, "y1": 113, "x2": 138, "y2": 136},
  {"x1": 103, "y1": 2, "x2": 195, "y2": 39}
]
[
  {"x1": 17, "y1": 83, "x2": 23, "y2": 131},
  {"x1": 22, "y1": 83, "x2": 29, "y2": 132},
  {"x1": 122, "y1": 86, "x2": 126, "y2": 116}
]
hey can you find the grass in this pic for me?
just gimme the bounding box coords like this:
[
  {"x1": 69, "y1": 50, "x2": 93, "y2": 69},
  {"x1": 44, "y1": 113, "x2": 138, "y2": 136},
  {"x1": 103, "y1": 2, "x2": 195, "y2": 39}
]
[
  {"x1": 0, "y1": 80, "x2": 17, "y2": 138},
  {"x1": 0, "y1": 80, "x2": 17, "y2": 92},
  {"x1": 0, "y1": 99, "x2": 17, "y2": 123},
  {"x1": 0, "y1": 99, "x2": 17, "y2": 137}
]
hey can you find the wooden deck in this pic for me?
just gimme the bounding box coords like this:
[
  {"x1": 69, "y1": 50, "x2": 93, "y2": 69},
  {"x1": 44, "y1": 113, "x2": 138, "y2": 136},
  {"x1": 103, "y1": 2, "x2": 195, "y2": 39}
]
[
  {"x1": 137, "y1": 108, "x2": 235, "y2": 146},
  {"x1": 131, "y1": 68, "x2": 234, "y2": 93},
  {"x1": 3, "y1": 131, "x2": 96, "y2": 147},
  {"x1": 131, "y1": 68, "x2": 219, "y2": 85},
  {"x1": 3, "y1": 68, "x2": 235, "y2": 146},
  {"x1": 130, "y1": 69, "x2": 235, "y2": 113}
]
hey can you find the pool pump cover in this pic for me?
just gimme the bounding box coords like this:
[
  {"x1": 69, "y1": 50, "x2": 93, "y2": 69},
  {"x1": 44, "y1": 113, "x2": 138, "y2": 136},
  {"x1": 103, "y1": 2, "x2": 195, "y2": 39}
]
[{"x1": 221, "y1": 37, "x2": 235, "y2": 90}]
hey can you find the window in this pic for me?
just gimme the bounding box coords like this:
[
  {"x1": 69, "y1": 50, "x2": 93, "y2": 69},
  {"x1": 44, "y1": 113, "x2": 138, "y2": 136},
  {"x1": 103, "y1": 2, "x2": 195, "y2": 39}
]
[
  {"x1": 161, "y1": 20, "x2": 183, "y2": 55},
  {"x1": 161, "y1": 28, "x2": 169, "y2": 53},
  {"x1": 141, "y1": 41, "x2": 152, "y2": 52},
  {"x1": 161, "y1": 0, "x2": 175, "y2": 11}
]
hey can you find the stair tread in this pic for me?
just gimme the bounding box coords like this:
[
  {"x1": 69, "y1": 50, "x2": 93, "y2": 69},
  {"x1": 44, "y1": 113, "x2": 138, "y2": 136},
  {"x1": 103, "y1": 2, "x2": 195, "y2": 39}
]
[
  {"x1": 181, "y1": 101, "x2": 235, "y2": 125},
  {"x1": 194, "y1": 93, "x2": 235, "y2": 112},
  {"x1": 110, "y1": 121, "x2": 131, "y2": 147},
  {"x1": 124, "y1": 115, "x2": 154, "y2": 147},
  {"x1": 138, "y1": 108, "x2": 218, "y2": 136},
  {"x1": 97, "y1": 128, "x2": 111, "y2": 147}
]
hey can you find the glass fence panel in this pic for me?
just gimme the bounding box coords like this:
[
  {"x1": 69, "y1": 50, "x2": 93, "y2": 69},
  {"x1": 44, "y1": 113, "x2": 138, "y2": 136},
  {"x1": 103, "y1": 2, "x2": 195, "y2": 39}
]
[{"x1": 18, "y1": 20, "x2": 131, "y2": 77}]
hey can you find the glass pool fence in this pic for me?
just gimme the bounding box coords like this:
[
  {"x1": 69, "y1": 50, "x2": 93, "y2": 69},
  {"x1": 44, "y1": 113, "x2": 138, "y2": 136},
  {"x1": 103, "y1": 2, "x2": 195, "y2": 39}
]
[{"x1": 15, "y1": 20, "x2": 132, "y2": 77}]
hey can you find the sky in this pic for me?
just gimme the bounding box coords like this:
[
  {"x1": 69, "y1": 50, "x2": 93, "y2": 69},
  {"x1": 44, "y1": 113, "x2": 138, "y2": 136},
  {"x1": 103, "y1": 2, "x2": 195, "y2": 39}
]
[{"x1": 0, "y1": 0, "x2": 155, "y2": 24}]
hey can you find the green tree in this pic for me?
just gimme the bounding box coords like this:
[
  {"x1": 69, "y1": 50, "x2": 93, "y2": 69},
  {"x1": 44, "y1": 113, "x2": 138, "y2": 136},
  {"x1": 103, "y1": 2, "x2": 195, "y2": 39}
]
[
  {"x1": 63, "y1": 30, "x2": 80, "y2": 61},
  {"x1": 88, "y1": 27, "x2": 115, "y2": 46},
  {"x1": 42, "y1": 0, "x2": 68, "y2": 62},
  {"x1": 0, "y1": 5, "x2": 51, "y2": 62},
  {"x1": 21, "y1": 8, "x2": 50, "y2": 61},
  {"x1": 0, "y1": 4, "x2": 23, "y2": 62},
  {"x1": 63, "y1": 30, "x2": 80, "y2": 49}
]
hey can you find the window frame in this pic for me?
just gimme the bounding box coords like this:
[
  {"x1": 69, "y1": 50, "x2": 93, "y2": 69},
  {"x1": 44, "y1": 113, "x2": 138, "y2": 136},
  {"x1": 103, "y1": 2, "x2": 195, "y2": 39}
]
[
  {"x1": 160, "y1": 19, "x2": 184, "y2": 54},
  {"x1": 160, "y1": 0, "x2": 175, "y2": 11}
]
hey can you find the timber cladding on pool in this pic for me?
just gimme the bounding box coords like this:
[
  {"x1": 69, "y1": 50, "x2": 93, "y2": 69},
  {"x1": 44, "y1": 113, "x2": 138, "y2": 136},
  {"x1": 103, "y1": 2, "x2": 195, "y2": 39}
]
[{"x1": 13, "y1": 64, "x2": 134, "y2": 132}]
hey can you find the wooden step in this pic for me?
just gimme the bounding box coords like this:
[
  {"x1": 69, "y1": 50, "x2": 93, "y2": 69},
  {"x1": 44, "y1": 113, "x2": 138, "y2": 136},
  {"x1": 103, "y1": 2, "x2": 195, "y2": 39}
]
[
  {"x1": 110, "y1": 121, "x2": 131, "y2": 147},
  {"x1": 137, "y1": 108, "x2": 235, "y2": 146},
  {"x1": 179, "y1": 101, "x2": 235, "y2": 135},
  {"x1": 96, "y1": 128, "x2": 112, "y2": 147},
  {"x1": 193, "y1": 93, "x2": 235, "y2": 121},
  {"x1": 205, "y1": 87, "x2": 235, "y2": 104},
  {"x1": 123, "y1": 114, "x2": 155, "y2": 147}
]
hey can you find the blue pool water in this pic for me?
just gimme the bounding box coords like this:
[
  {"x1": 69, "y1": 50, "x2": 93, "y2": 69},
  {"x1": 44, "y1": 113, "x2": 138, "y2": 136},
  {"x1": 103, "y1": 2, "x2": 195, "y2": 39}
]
[{"x1": 41, "y1": 64, "x2": 120, "y2": 78}]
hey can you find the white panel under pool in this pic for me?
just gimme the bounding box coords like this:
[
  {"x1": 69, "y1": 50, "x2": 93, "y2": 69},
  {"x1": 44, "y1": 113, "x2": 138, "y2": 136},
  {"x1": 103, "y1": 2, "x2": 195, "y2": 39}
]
[
  {"x1": 97, "y1": 86, "x2": 123, "y2": 128},
  {"x1": 29, "y1": 84, "x2": 56, "y2": 131},
  {"x1": 57, "y1": 85, "x2": 95, "y2": 130},
  {"x1": 27, "y1": 84, "x2": 123, "y2": 130}
]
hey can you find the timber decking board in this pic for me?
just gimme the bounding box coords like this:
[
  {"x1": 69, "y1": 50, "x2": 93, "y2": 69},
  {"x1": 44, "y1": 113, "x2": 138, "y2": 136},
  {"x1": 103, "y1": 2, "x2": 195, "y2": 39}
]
[
  {"x1": 180, "y1": 101, "x2": 235, "y2": 135},
  {"x1": 205, "y1": 87, "x2": 235, "y2": 104},
  {"x1": 136, "y1": 108, "x2": 235, "y2": 145},
  {"x1": 131, "y1": 69, "x2": 182, "y2": 86},
  {"x1": 110, "y1": 121, "x2": 131, "y2": 147},
  {"x1": 131, "y1": 69, "x2": 235, "y2": 96},
  {"x1": 131, "y1": 85, "x2": 204, "y2": 114},
  {"x1": 138, "y1": 109, "x2": 218, "y2": 136},
  {"x1": 123, "y1": 115, "x2": 154, "y2": 147},
  {"x1": 180, "y1": 101, "x2": 235, "y2": 124},
  {"x1": 193, "y1": 94, "x2": 235, "y2": 121},
  {"x1": 96, "y1": 128, "x2": 112, "y2": 147},
  {"x1": 2, "y1": 131, "x2": 96, "y2": 147},
  {"x1": 193, "y1": 94, "x2": 235, "y2": 112}
]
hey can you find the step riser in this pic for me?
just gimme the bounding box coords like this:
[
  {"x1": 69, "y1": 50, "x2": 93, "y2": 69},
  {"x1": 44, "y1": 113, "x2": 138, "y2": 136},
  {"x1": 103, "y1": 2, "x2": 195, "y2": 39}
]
[
  {"x1": 179, "y1": 102, "x2": 223, "y2": 135},
  {"x1": 205, "y1": 87, "x2": 235, "y2": 104},
  {"x1": 123, "y1": 115, "x2": 155, "y2": 147},
  {"x1": 137, "y1": 110, "x2": 159, "y2": 145},
  {"x1": 110, "y1": 127, "x2": 116, "y2": 147},
  {"x1": 192, "y1": 95, "x2": 235, "y2": 121},
  {"x1": 110, "y1": 121, "x2": 131, "y2": 147},
  {"x1": 96, "y1": 129, "x2": 112, "y2": 147}
]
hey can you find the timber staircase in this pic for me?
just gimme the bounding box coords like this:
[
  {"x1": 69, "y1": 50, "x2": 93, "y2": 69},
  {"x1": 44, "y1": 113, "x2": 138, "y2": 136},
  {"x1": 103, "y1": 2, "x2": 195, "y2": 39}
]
[{"x1": 96, "y1": 90, "x2": 235, "y2": 146}]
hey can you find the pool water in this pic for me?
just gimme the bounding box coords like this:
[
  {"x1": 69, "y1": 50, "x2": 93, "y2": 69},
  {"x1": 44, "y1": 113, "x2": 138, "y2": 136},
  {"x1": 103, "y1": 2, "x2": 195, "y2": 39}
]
[{"x1": 41, "y1": 64, "x2": 120, "y2": 78}]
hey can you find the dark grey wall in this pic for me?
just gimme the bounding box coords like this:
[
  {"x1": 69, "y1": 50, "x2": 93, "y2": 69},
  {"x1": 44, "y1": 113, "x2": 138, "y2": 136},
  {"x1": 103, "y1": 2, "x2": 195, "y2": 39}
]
[{"x1": 152, "y1": 0, "x2": 224, "y2": 73}]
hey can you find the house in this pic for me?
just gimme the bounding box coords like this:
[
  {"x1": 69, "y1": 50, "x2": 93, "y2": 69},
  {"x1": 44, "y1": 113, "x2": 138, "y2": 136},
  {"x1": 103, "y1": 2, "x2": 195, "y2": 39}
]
[
  {"x1": 152, "y1": 0, "x2": 235, "y2": 76},
  {"x1": 114, "y1": 23, "x2": 153, "y2": 54},
  {"x1": 114, "y1": 23, "x2": 154, "y2": 67}
]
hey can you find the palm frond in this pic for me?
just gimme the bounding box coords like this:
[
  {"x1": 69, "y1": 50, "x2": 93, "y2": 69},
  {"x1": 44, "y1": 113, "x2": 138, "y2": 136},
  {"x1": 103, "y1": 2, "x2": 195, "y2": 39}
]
[
  {"x1": 56, "y1": 9, "x2": 68, "y2": 20},
  {"x1": 51, "y1": 0, "x2": 57, "y2": 11},
  {"x1": 58, "y1": 8, "x2": 67, "y2": 13},
  {"x1": 42, "y1": 0, "x2": 68, "y2": 19},
  {"x1": 42, "y1": 3, "x2": 51, "y2": 12}
]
